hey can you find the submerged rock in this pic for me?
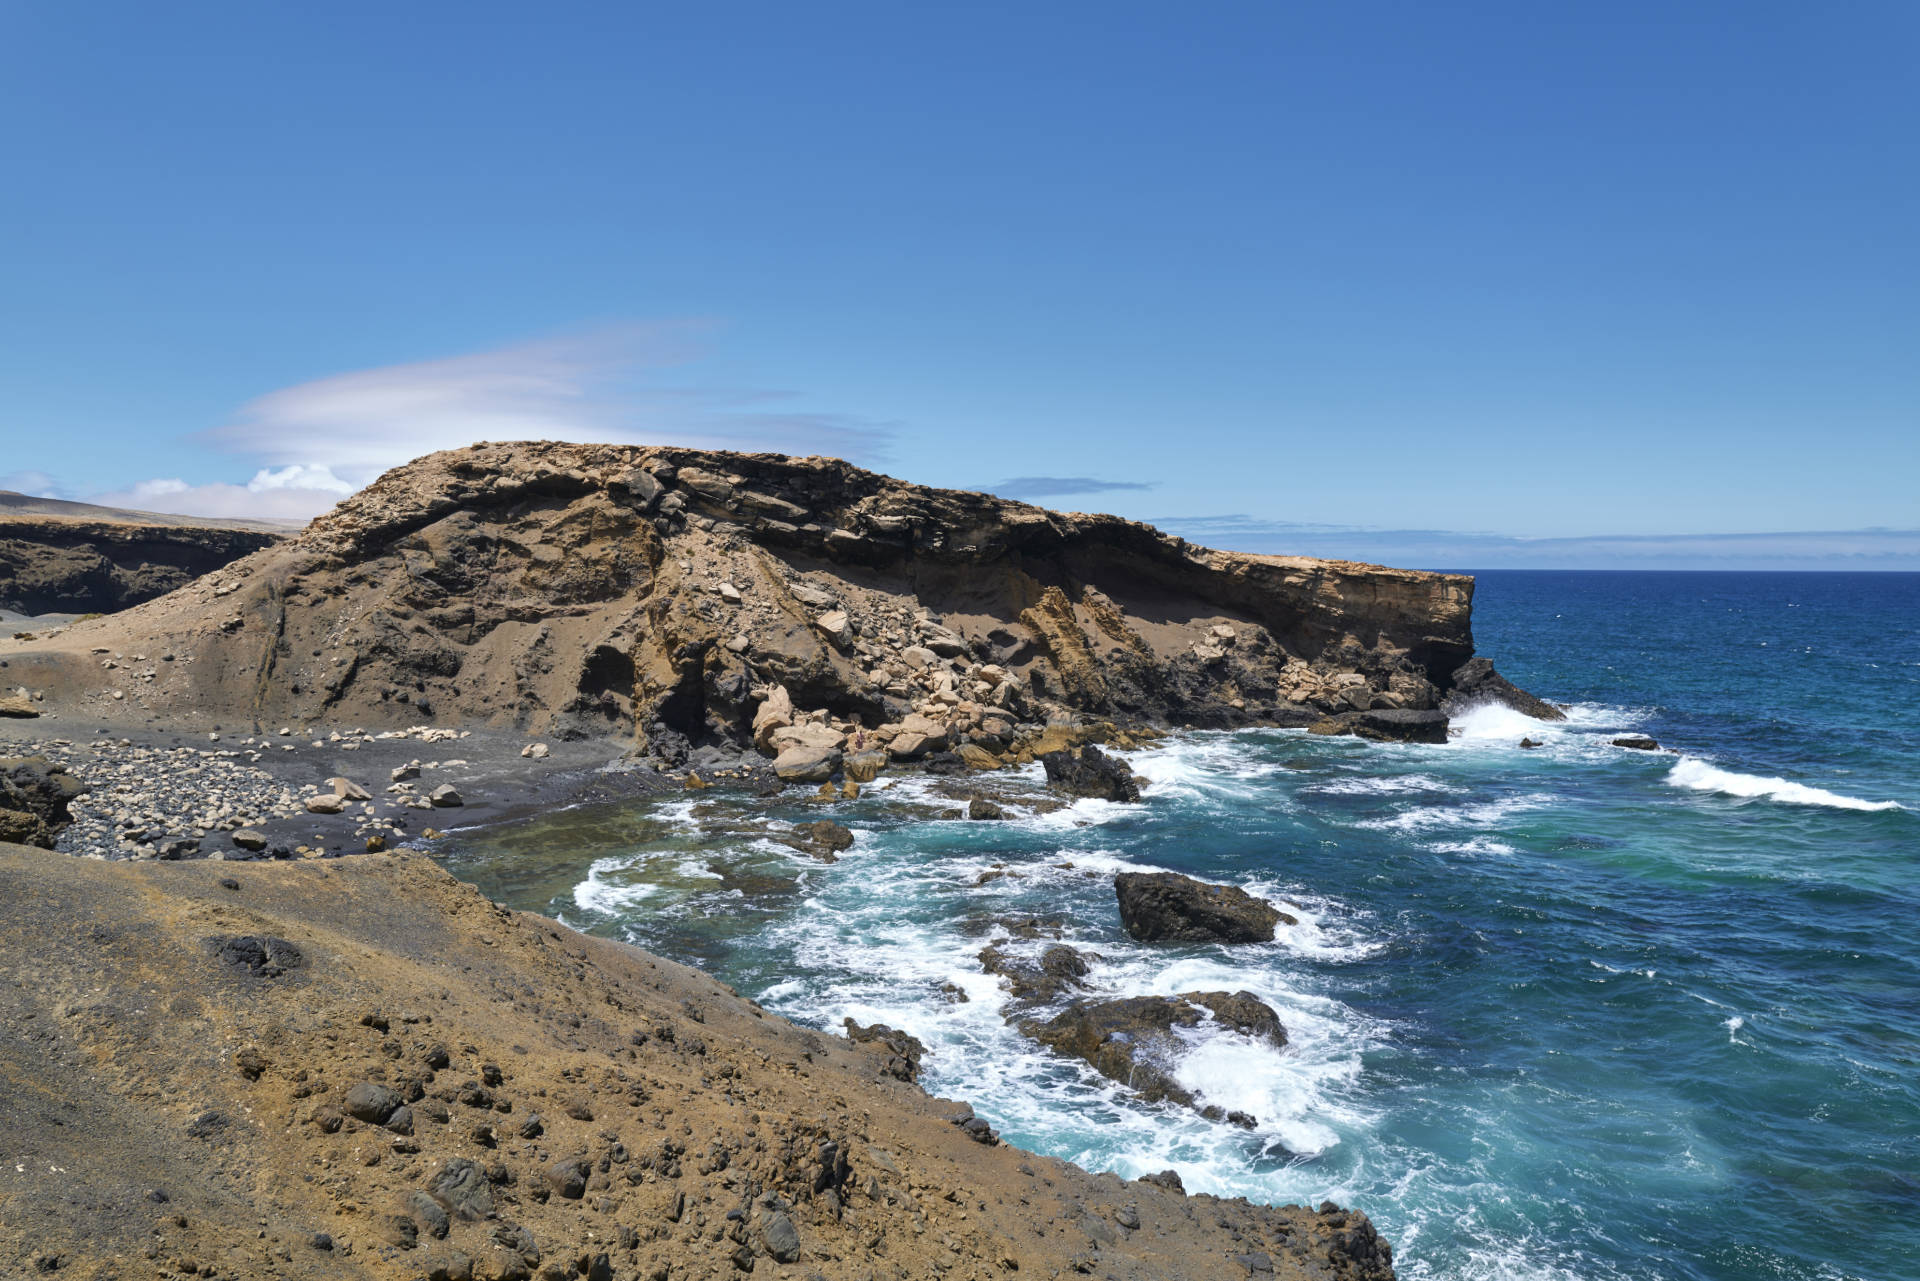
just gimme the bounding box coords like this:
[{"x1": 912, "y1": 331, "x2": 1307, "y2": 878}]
[
  {"x1": 1612, "y1": 736, "x2": 1661, "y2": 751},
  {"x1": 1022, "y1": 990, "x2": 1286, "y2": 1120},
  {"x1": 1114, "y1": 871, "x2": 1290, "y2": 944}
]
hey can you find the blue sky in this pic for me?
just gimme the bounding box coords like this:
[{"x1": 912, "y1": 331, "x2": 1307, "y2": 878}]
[{"x1": 2, "y1": 2, "x2": 1915, "y2": 567}]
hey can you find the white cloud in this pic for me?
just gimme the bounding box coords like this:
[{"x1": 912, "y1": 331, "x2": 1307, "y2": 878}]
[
  {"x1": 51, "y1": 325, "x2": 897, "y2": 522},
  {"x1": 197, "y1": 326, "x2": 893, "y2": 492},
  {"x1": 0, "y1": 470, "x2": 65, "y2": 499}
]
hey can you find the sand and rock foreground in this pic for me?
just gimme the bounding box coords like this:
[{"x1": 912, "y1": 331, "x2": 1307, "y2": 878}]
[{"x1": 0, "y1": 840, "x2": 1394, "y2": 1281}]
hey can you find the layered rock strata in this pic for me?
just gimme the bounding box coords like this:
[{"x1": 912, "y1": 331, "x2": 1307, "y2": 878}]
[{"x1": 1, "y1": 442, "x2": 1550, "y2": 764}]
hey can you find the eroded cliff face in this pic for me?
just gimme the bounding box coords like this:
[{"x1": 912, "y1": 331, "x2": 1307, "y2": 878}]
[
  {"x1": 0, "y1": 512, "x2": 287, "y2": 616},
  {"x1": 6, "y1": 443, "x2": 1494, "y2": 755}
]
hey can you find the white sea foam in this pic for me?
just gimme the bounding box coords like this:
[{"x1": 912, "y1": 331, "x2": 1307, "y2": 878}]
[
  {"x1": 1665, "y1": 757, "x2": 1904, "y2": 812},
  {"x1": 571, "y1": 854, "x2": 660, "y2": 914},
  {"x1": 1448, "y1": 701, "x2": 1559, "y2": 744},
  {"x1": 1428, "y1": 836, "x2": 1519, "y2": 857},
  {"x1": 1308, "y1": 773, "x2": 1458, "y2": 797},
  {"x1": 1358, "y1": 794, "x2": 1554, "y2": 835}
]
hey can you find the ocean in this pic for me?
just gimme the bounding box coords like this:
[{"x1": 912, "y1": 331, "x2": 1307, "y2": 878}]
[{"x1": 441, "y1": 571, "x2": 1920, "y2": 1281}]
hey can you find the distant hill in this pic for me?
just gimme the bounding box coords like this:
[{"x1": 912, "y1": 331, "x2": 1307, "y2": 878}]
[
  {"x1": 0, "y1": 489, "x2": 301, "y2": 534},
  {"x1": 0, "y1": 492, "x2": 294, "y2": 615}
]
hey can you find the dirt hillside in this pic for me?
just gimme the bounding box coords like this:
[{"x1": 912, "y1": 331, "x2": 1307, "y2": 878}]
[{"x1": 0, "y1": 840, "x2": 1394, "y2": 1281}]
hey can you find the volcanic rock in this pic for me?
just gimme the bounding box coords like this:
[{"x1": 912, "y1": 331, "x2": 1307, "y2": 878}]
[
  {"x1": 1114, "y1": 872, "x2": 1290, "y2": 944},
  {"x1": 1443, "y1": 656, "x2": 1566, "y2": 722},
  {"x1": 1022, "y1": 990, "x2": 1287, "y2": 1117},
  {"x1": 1040, "y1": 745, "x2": 1142, "y2": 802}
]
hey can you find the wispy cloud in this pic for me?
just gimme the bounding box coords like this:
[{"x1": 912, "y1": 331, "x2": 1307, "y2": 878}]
[
  {"x1": 0, "y1": 470, "x2": 65, "y2": 500},
  {"x1": 68, "y1": 326, "x2": 898, "y2": 520},
  {"x1": 990, "y1": 476, "x2": 1158, "y2": 500},
  {"x1": 1155, "y1": 514, "x2": 1920, "y2": 570}
]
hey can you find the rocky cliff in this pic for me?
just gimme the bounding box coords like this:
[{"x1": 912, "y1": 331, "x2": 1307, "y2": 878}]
[
  {"x1": 0, "y1": 491, "x2": 289, "y2": 616},
  {"x1": 3, "y1": 442, "x2": 1548, "y2": 761}
]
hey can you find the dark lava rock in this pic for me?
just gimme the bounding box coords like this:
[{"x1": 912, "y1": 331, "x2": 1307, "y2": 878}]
[
  {"x1": 1350, "y1": 708, "x2": 1449, "y2": 744},
  {"x1": 407, "y1": 1190, "x2": 452, "y2": 1239},
  {"x1": 979, "y1": 941, "x2": 1096, "y2": 1007},
  {"x1": 843, "y1": 1018, "x2": 926, "y2": 1082},
  {"x1": 209, "y1": 934, "x2": 303, "y2": 978},
  {"x1": 1139, "y1": 1168, "x2": 1186, "y2": 1194},
  {"x1": 1444, "y1": 656, "x2": 1566, "y2": 721},
  {"x1": 1114, "y1": 871, "x2": 1289, "y2": 944},
  {"x1": 343, "y1": 1081, "x2": 405, "y2": 1125},
  {"x1": 1039, "y1": 745, "x2": 1142, "y2": 803},
  {"x1": 545, "y1": 1156, "x2": 591, "y2": 1200},
  {"x1": 1520, "y1": 737, "x2": 1542, "y2": 749},
  {"x1": 1022, "y1": 990, "x2": 1286, "y2": 1118},
  {"x1": 428, "y1": 1158, "x2": 495, "y2": 1221},
  {"x1": 967, "y1": 796, "x2": 1009, "y2": 821},
  {"x1": 958, "y1": 1115, "x2": 999, "y2": 1145},
  {"x1": 1187, "y1": 991, "x2": 1288, "y2": 1048},
  {"x1": 762, "y1": 1209, "x2": 802, "y2": 1263},
  {"x1": 1613, "y1": 736, "x2": 1662, "y2": 751}
]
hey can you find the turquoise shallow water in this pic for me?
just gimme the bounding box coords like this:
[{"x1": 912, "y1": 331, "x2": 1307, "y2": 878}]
[{"x1": 443, "y1": 571, "x2": 1920, "y2": 1281}]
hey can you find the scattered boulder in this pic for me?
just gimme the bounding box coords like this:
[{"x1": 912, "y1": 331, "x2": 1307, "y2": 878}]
[
  {"x1": 0, "y1": 696, "x2": 39, "y2": 718},
  {"x1": 427, "y1": 1159, "x2": 495, "y2": 1221},
  {"x1": 979, "y1": 941, "x2": 1095, "y2": 1007},
  {"x1": 305, "y1": 793, "x2": 345, "y2": 815},
  {"x1": 1114, "y1": 872, "x2": 1289, "y2": 944},
  {"x1": 209, "y1": 934, "x2": 302, "y2": 978},
  {"x1": 752, "y1": 685, "x2": 795, "y2": 751},
  {"x1": 967, "y1": 796, "x2": 1008, "y2": 821},
  {"x1": 231, "y1": 829, "x2": 268, "y2": 852},
  {"x1": 343, "y1": 1081, "x2": 405, "y2": 1125},
  {"x1": 773, "y1": 746, "x2": 841, "y2": 784},
  {"x1": 761, "y1": 1210, "x2": 803, "y2": 1263},
  {"x1": 842, "y1": 750, "x2": 888, "y2": 783},
  {"x1": 429, "y1": 784, "x2": 464, "y2": 807},
  {"x1": 1040, "y1": 745, "x2": 1141, "y2": 803},
  {"x1": 545, "y1": 1156, "x2": 591, "y2": 1200},
  {"x1": 1612, "y1": 736, "x2": 1661, "y2": 751},
  {"x1": 327, "y1": 776, "x2": 371, "y2": 801},
  {"x1": 815, "y1": 609, "x2": 853, "y2": 650}
]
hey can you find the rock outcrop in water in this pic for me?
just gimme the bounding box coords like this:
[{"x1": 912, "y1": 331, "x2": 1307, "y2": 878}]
[
  {"x1": 0, "y1": 441, "x2": 1553, "y2": 757},
  {"x1": 0, "y1": 840, "x2": 1395, "y2": 1280},
  {"x1": 0, "y1": 490, "x2": 287, "y2": 616},
  {"x1": 1116, "y1": 870, "x2": 1293, "y2": 944},
  {"x1": 1023, "y1": 991, "x2": 1289, "y2": 1125}
]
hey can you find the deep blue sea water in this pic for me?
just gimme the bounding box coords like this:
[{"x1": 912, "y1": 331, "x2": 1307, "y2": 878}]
[{"x1": 444, "y1": 571, "x2": 1920, "y2": 1281}]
